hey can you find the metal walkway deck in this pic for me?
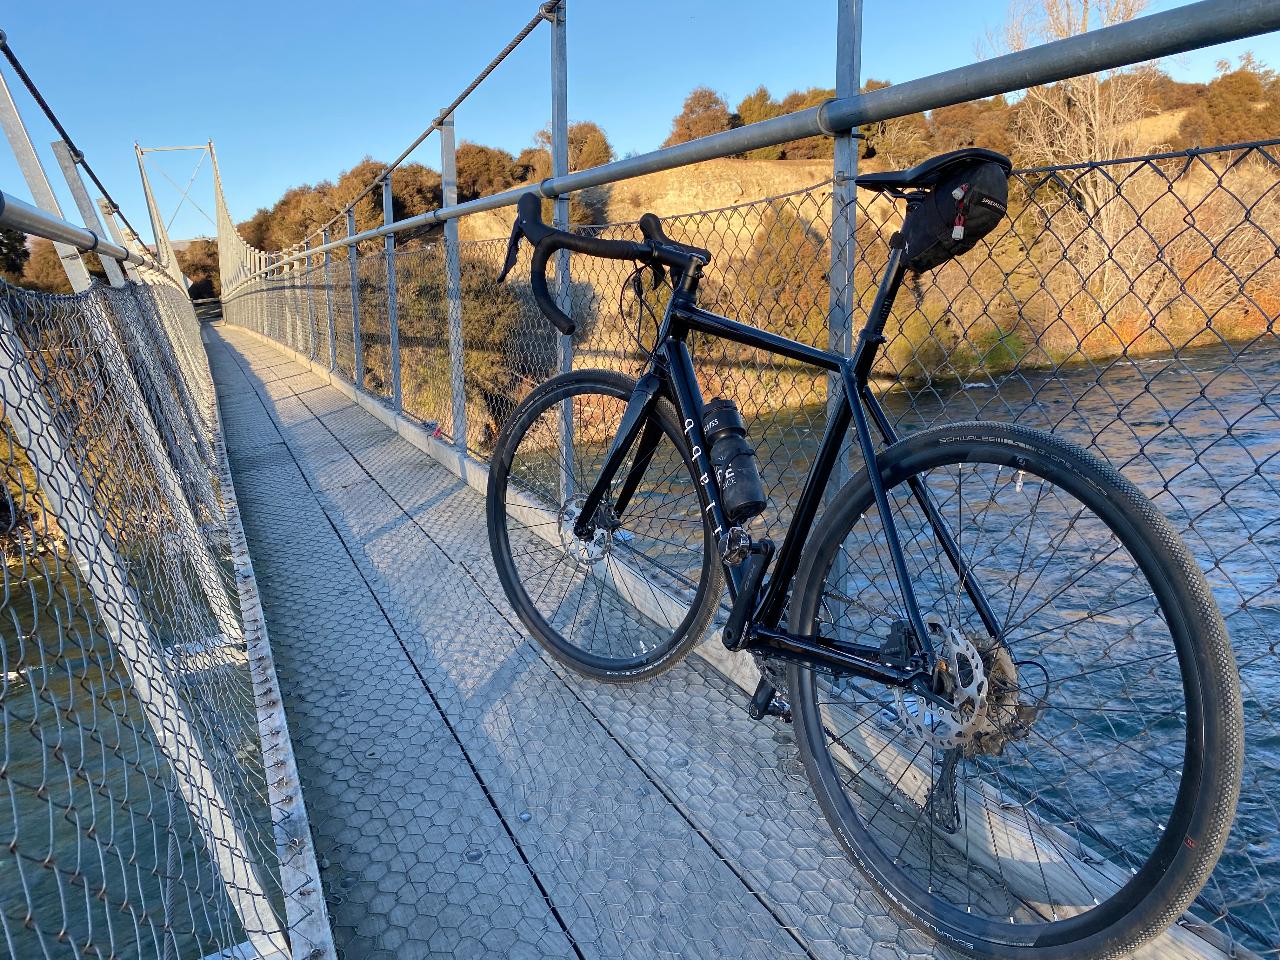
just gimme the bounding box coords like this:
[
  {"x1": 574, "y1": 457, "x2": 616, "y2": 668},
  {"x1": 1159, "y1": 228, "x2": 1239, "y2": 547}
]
[{"x1": 207, "y1": 323, "x2": 949, "y2": 960}]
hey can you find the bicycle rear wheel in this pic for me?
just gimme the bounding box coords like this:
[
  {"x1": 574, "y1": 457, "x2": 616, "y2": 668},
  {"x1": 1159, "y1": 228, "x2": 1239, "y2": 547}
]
[
  {"x1": 487, "y1": 369, "x2": 722, "y2": 681},
  {"x1": 788, "y1": 421, "x2": 1242, "y2": 959}
]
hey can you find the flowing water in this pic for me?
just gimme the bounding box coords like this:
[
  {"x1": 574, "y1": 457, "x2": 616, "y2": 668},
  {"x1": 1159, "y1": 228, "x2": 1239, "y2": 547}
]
[
  {"x1": 7, "y1": 337, "x2": 1275, "y2": 954},
  {"x1": 514, "y1": 337, "x2": 1280, "y2": 949},
  {"x1": 747, "y1": 339, "x2": 1280, "y2": 949}
]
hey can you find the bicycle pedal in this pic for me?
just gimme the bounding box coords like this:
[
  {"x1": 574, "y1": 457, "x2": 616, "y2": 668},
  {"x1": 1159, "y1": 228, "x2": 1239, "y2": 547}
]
[{"x1": 747, "y1": 677, "x2": 793, "y2": 723}]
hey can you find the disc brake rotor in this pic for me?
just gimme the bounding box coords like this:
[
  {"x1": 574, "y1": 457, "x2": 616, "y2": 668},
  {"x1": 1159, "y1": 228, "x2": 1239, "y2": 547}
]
[
  {"x1": 558, "y1": 498, "x2": 611, "y2": 569},
  {"x1": 893, "y1": 624, "x2": 989, "y2": 751}
]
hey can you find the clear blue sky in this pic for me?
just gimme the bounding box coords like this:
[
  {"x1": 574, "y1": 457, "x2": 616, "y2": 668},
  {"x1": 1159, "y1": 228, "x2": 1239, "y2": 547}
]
[{"x1": 1, "y1": 0, "x2": 1275, "y2": 243}]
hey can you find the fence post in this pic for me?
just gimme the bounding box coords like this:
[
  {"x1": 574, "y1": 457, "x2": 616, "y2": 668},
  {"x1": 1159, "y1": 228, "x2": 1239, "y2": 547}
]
[
  {"x1": 50, "y1": 140, "x2": 126, "y2": 287},
  {"x1": 281, "y1": 253, "x2": 292, "y2": 346},
  {"x1": 0, "y1": 72, "x2": 92, "y2": 291},
  {"x1": 266, "y1": 253, "x2": 275, "y2": 337},
  {"x1": 828, "y1": 0, "x2": 862, "y2": 643},
  {"x1": 348, "y1": 209, "x2": 364, "y2": 391},
  {"x1": 266, "y1": 252, "x2": 276, "y2": 342},
  {"x1": 254, "y1": 251, "x2": 263, "y2": 334},
  {"x1": 550, "y1": 0, "x2": 574, "y2": 498},
  {"x1": 322, "y1": 227, "x2": 337, "y2": 370},
  {"x1": 382, "y1": 177, "x2": 402, "y2": 411},
  {"x1": 286, "y1": 251, "x2": 297, "y2": 351},
  {"x1": 303, "y1": 238, "x2": 318, "y2": 360},
  {"x1": 0, "y1": 302, "x2": 288, "y2": 958},
  {"x1": 439, "y1": 112, "x2": 468, "y2": 455},
  {"x1": 263, "y1": 251, "x2": 270, "y2": 337},
  {"x1": 290, "y1": 251, "x2": 298, "y2": 349},
  {"x1": 277, "y1": 253, "x2": 284, "y2": 343},
  {"x1": 829, "y1": 0, "x2": 862, "y2": 488},
  {"x1": 261, "y1": 252, "x2": 269, "y2": 337}
]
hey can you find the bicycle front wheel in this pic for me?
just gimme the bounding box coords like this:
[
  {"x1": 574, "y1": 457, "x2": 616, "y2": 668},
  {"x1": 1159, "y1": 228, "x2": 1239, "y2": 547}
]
[
  {"x1": 487, "y1": 369, "x2": 722, "y2": 682},
  {"x1": 788, "y1": 421, "x2": 1242, "y2": 959}
]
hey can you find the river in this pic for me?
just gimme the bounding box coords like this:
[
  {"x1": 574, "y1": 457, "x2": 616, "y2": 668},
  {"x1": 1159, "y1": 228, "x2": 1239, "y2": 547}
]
[{"x1": 744, "y1": 337, "x2": 1280, "y2": 949}]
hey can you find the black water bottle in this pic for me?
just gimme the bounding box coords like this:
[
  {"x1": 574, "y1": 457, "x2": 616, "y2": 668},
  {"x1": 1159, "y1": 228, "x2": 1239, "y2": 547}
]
[{"x1": 702, "y1": 398, "x2": 767, "y2": 525}]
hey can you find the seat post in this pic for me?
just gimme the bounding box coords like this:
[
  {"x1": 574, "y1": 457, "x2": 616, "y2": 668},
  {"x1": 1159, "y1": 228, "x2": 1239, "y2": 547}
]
[{"x1": 850, "y1": 234, "x2": 909, "y2": 386}]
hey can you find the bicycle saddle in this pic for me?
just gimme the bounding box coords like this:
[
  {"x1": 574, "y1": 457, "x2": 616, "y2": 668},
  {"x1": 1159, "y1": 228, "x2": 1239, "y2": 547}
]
[{"x1": 854, "y1": 147, "x2": 1011, "y2": 191}]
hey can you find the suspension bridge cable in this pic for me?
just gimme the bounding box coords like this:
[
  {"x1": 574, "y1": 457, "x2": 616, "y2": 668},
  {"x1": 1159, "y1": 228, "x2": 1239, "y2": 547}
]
[
  {"x1": 0, "y1": 33, "x2": 160, "y2": 261},
  {"x1": 305, "y1": 0, "x2": 563, "y2": 247}
]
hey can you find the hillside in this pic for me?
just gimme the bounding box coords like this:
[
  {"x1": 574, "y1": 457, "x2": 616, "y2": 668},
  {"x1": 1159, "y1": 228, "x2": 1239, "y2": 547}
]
[
  {"x1": 456, "y1": 103, "x2": 1213, "y2": 243},
  {"x1": 458, "y1": 158, "x2": 833, "y2": 242}
]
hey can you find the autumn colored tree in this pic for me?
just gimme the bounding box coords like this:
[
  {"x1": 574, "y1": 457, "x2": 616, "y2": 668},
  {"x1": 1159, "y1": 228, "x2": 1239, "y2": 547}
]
[
  {"x1": 389, "y1": 164, "x2": 445, "y2": 222},
  {"x1": 238, "y1": 158, "x2": 442, "y2": 251},
  {"x1": 568, "y1": 121, "x2": 615, "y2": 223},
  {"x1": 529, "y1": 120, "x2": 615, "y2": 172},
  {"x1": 526, "y1": 121, "x2": 617, "y2": 223},
  {"x1": 0, "y1": 227, "x2": 29, "y2": 283},
  {"x1": 396, "y1": 244, "x2": 555, "y2": 449},
  {"x1": 1176, "y1": 56, "x2": 1280, "y2": 149},
  {"x1": 929, "y1": 96, "x2": 1014, "y2": 156},
  {"x1": 776, "y1": 87, "x2": 835, "y2": 160},
  {"x1": 857, "y1": 80, "x2": 932, "y2": 166},
  {"x1": 741, "y1": 205, "x2": 829, "y2": 346},
  {"x1": 19, "y1": 239, "x2": 73, "y2": 294},
  {"x1": 456, "y1": 143, "x2": 517, "y2": 201},
  {"x1": 569, "y1": 121, "x2": 613, "y2": 170},
  {"x1": 176, "y1": 239, "x2": 220, "y2": 298},
  {"x1": 736, "y1": 86, "x2": 784, "y2": 160},
  {"x1": 513, "y1": 146, "x2": 551, "y2": 183},
  {"x1": 1146, "y1": 71, "x2": 1205, "y2": 112},
  {"x1": 237, "y1": 208, "x2": 272, "y2": 250},
  {"x1": 663, "y1": 87, "x2": 734, "y2": 147}
]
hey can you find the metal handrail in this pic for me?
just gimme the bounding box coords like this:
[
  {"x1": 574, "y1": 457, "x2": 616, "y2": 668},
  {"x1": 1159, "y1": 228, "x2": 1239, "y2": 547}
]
[
  {"x1": 0, "y1": 189, "x2": 144, "y2": 266},
  {"x1": 226, "y1": 0, "x2": 1280, "y2": 289}
]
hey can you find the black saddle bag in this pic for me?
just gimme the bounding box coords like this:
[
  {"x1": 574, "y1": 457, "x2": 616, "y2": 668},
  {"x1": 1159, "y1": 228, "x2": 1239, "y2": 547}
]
[{"x1": 901, "y1": 161, "x2": 1009, "y2": 272}]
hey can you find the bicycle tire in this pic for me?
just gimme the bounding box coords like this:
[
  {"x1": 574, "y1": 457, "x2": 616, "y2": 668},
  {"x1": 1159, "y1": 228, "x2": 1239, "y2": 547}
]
[
  {"x1": 487, "y1": 369, "x2": 723, "y2": 682},
  {"x1": 787, "y1": 420, "x2": 1242, "y2": 959}
]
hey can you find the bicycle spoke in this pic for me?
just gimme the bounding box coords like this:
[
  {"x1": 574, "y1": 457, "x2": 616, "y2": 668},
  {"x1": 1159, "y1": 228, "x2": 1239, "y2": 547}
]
[
  {"x1": 499, "y1": 382, "x2": 713, "y2": 668},
  {"x1": 801, "y1": 441, "x2": 1207, "y2": 946}
]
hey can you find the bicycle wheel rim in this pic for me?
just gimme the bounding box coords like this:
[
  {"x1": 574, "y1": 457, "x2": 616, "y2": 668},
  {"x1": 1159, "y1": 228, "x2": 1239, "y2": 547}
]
[
  {"x1": 788, "y1": 425, "x2": 1233, "y2": 955},
  {"x1": 491, "y1": 375, "x2": 715, "y2": 676}
]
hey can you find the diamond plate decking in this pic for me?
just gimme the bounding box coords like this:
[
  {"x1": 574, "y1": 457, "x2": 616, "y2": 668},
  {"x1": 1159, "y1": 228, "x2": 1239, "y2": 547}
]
[{"x1": 207, "y1": 323, "x2": 951, "y2": 960}]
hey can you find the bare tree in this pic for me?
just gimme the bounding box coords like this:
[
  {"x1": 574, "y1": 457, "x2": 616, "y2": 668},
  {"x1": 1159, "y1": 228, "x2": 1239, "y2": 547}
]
[
  {"x1": 1004, "y1": 0, "x2": 1157, "y2": 313},
  {"x1": 1006, "y1": 0, "x2": 1152, "y2": 169}
]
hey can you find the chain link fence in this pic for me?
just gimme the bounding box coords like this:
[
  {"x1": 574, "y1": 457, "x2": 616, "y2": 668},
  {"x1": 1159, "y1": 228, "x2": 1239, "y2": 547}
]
[
  {"x1": 221, "y1": 138, "x2": 1280, "y2": 957},
  {"x1": 1, "y1": 272, "x2": 330, "y2": 959}
]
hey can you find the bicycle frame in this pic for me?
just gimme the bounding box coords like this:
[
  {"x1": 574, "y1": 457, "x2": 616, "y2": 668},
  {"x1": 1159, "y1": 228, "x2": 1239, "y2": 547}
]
[{"x1": 574, "y1": 240, "x2": 1004, "y2": 689}]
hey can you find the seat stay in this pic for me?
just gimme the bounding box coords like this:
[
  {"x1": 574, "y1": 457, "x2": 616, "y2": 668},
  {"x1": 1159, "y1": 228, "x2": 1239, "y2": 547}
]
[{"x1": 858, "y1": 383, "x2": 1005, "y2": 642}]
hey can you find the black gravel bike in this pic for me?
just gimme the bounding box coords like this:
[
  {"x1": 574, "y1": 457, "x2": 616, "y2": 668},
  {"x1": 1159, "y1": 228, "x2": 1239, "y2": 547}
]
[{"x1": 485, "y1": 149, "x2": 1242, "y2": 959}]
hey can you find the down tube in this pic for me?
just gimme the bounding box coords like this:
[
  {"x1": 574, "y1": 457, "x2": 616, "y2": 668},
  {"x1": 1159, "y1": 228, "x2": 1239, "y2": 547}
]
[{"x1": 661, "y1": 338, "x2": 739, "y2": 598}]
